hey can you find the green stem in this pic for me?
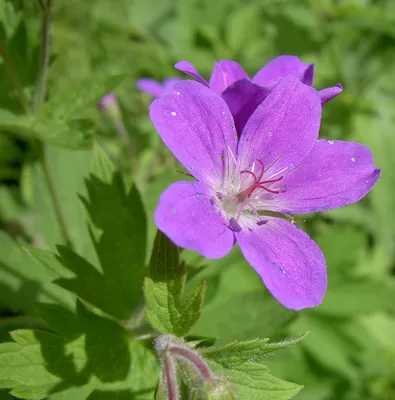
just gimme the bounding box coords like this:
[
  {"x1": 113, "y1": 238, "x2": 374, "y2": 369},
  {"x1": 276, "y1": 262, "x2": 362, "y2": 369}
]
[
  {"x1": 0, "y1": 40, "x2": 32, "y2": 114},
  {"x1": 33, "y1": 0, "x2": 52, "y2": 113},
  {"x1": 0, "y1": 315, "x2": 48, "y2": 329},
  {"x1": 34, "y1": 0, "x2": 74, "y2": 248},
  {"x1": 40, "y1": 145, "x2": 74, "y2": 248}
]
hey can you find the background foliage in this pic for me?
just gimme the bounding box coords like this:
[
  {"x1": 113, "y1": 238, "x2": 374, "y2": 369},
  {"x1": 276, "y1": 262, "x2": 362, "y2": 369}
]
[{"x1": 0, "y1": 0, "x2": 394, "y2": 399}]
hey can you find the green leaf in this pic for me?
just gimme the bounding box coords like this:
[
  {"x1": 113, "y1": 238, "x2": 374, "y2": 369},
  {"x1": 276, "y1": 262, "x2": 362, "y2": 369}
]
[
  {"x1": 192, "y1": 291, "x2": 296, "y2": 344},
  {"x1": 204, "y1": 339, "x2": 304, "y2": 400},
  {"x1": 0, "y1": 109, "x2": 36, "y2": 139},
  {"x1": 0, "y1": 231, "x2": 73, "y2": 316},
  {"x1": 38, "y1": 146, "x2": 147, "y2": 320},
  {"x1": 31, "y1": 74, "x2": 127, "y2": 149},
  {"x1": 218, "y1": 363, "x2": 302, "y2": 400},
  {"x1": 0, "y1": 301, "x2": 159, "y2": 399},
  {"x1": 144, "y1": 230, "x2": 206, "y2": 336},
  {"x1": 201, "y1": 335, "x2": 306, "y2": 368},
  {"x1": 315, "y1": 280, "x2": 395, "y2": 317},
  {"x1": 26, "y1": 146, "x2": 94, "y2": 260},
  {"x1": 290, "y1": 314, "x2": 359, "y2": 380}
]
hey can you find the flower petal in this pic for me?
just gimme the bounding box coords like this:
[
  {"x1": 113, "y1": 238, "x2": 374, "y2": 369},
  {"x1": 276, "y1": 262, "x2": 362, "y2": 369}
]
[
  {"x1": 221, "y1": 79, "x2": 270, "y2": 135},
  {"x1": 209, "y1": 60, "x2": 250, "y2": 94},
  {"x1": 150, "y1": 81, "x2": 238, "y2": 184},
  {"x1": 237, "y1": 77, "x2": 322, "y2": 175},
  {"x1": 319, "y1": 83, "x2": 342, "y2": 105},
  {"x1": 137, "y1": 78, "x2": 165, "y2": 98},
  {"x1": 174, "y1": 61, "x2": 209, "y2": 86},
  {"x1": 236, "y1": 218, "x2": 327, "y2": 310},
  {"x1": 162, "y1": 78, "x2": 185, "y2": 93},
  {"x1": 253, "y1": 55, "x2": 314, "y2": 86},
  {"x1": 155, "y1": 181, "x2": 235, "y2": 258},
  {"x1": 273, "y1": 139, "x2": 381, "y2": 213}
]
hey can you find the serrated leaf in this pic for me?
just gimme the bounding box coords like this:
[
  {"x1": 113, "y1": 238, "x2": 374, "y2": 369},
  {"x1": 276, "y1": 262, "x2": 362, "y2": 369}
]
[
  {"x1": 201, "y1": 335, "x2": 306, "y2": 368},
  {"x1": 0, "y1": 301, "x2": 158, "y2": 399},
  {"x1": 0, "y1": 231, "x2": 73, "y2": 317},
  {"x1": 206, "y1": 360, "x2": 302, "y2": 400},
  {"x1": 27, "y1": 146, "x2": 95, "y2": 260},
  {"x1": 144, "y1": 230, "x2": 206, "y2": 336},
  {"x1": 43, "y1": 146, "x2": 147, "y2": 320},
  {"x1": 31, "y1": 74, "x2": 127, "y2": 149}
]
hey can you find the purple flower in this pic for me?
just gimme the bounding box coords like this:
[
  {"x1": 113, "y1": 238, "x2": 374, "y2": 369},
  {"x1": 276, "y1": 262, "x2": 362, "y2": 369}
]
[
  {"x1": 175, "y1": 55, "x2": 342, "y2": 135},
  {"x1": 137, "y1": 78, "x2": 184, "y2": 98},
  {"x1": 150, "y1": 78, "x2": 380, "y2": 310}
]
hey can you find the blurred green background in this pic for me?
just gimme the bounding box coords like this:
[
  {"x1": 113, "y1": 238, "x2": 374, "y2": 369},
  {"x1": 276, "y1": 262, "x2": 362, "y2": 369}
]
[{"x1": 1, "y1": 0, "x2": 395, "y2": 399}]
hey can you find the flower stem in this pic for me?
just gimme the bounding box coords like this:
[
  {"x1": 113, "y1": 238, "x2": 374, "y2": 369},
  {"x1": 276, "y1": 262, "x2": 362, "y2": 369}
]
[
  {"x1": 163, "y1": 351, "x2": 179, "y2": 400},
  {"x1": 169, "y1": 346, "x2": 215, "y2": 381},
  {"x1": 34, "y1": 0, "x2": 74, "y2": 249},
  {"x1": 0, "y1": 40, "x2": 31, "y2": 114},
  {"x1": 40, "y1": 145, "x2": 74, "y2": 249},
  {"x1": 33, "y1": 0, "x2": 52, "y2": 114}
]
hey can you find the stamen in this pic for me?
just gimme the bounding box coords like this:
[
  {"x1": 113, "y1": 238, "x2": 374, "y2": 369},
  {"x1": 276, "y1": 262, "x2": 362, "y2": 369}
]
[
  {"x1": 257, "y1": 220, "x2": 268, "y2": 226},
  {"x1": 254, "y1": 159, "x2": 265, "y2": 181},
  {"x1": 229, "y1": 218, "x2": 242, "y2": 232},
  {"x1": 257, "y1": 185, "x2": 281, "y2": 194},
  {"x1": 240, "y1": 170, "x2": 257, "y2": 182},
  {"x1": 176, "y1": 170, "x2": 194, "y2": 178},
  {"x1": 260, "y1": 176, "x2": 283, "y2": 184},
  {"x1": 292, "y1": 219, "x2": 306, "y2": 225},
  {"x1": 235, "y1": 204, "x2": 244, "y2": 221}
]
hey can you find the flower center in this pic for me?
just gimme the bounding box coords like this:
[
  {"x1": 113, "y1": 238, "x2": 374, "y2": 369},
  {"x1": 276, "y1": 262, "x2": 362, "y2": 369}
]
[
  {"x1": 237, "y1": 160, "x2": 283, "y2": 202},
  {"x1": 217, "y1": 159, "x2": 284, "y2": 230}
]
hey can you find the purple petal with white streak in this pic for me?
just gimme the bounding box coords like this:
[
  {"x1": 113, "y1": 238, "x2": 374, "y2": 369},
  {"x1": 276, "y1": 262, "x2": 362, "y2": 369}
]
[
  {"x1": 236, "y1": 218, "x2": 327, "y2": 310},
  {"x1": 274, "y1": 139, "x2": 381, "y2": 213},
  {"x1": 237, "y1": 77, "x2": 322, "y2": 176},
  {"x1": 155, "y1": 181, "x2": 235, "y2": 258},
  {"x1": 150, "y1": 81, "x2": 237, "y2": 184}
]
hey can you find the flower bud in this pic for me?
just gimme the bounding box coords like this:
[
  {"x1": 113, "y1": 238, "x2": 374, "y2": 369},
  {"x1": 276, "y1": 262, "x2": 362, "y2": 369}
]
[
  {"x1": 205, "y1": 378, "x2": 236, "y2": 400},
  {"x1": 98, "y1": 93, "x2": 121, "y2": 120}
]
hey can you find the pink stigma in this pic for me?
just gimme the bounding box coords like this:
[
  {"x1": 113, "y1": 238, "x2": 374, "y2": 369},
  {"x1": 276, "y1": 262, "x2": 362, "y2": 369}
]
[{"x1": 238, "y1": 160, "x2": 283, "y2": 201}]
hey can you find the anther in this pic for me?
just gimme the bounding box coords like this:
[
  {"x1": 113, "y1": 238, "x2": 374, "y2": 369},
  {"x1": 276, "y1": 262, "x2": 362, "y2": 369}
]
[{"x1": 229, "y1": 218, "x2": 242, "y2": 232}]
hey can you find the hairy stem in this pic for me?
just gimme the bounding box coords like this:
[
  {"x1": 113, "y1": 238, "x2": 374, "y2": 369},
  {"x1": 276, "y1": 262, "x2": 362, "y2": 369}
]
[
  {"x1": 0, "y1": 41, "x2": 31, "y2": 114},
  {"x1": 163, "y1": 351, "x2": 179, "y2": 400},
  {"x1": 169, "y1": 346, "x2": 214, "y2": 381}
]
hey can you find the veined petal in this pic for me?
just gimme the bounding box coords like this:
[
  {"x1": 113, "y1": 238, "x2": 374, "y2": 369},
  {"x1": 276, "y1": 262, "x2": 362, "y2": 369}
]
[
  {"x1": 174, "y1": 61, "x2": 209, "y2": 86},
  {"x1": 222, "y1": 79, "x2": 270, "y2": 136},
  {"x1": 274, "y1": 139, "x2": 381, "y2": 213},
  {"x1": 237, "y1": 77, "x2": 322, "y2": 175},
  {"x1": 137, "y1": 79, "x2": 165, "y2": 98},
  {"x1": 155, "y1": 181, "x2": 235, "y2": 258},
  {"x1": 253, "y1": 55, "x2": 314, "y2": 86},
  {"x1": 209, "y1": 60, "x2": 250, "y2": 94},
  {"x1": 319, "y1": 83, "x2": 342, "y2": 105},
  {"x1": 150, "y1": 80, "x2": 237, "y2": 184},
  {"x1": 236, "y1": 218, "x2": 327, "y2": 310}
]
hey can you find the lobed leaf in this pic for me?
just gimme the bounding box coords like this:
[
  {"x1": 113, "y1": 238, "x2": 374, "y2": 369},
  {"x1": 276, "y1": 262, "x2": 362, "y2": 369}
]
[
  {"x1": 0, "y1": 301, "x2": 158, "y2": 400},
  {"x1": 144, "y1": 230, "x2": 206, "y2": 336}
]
